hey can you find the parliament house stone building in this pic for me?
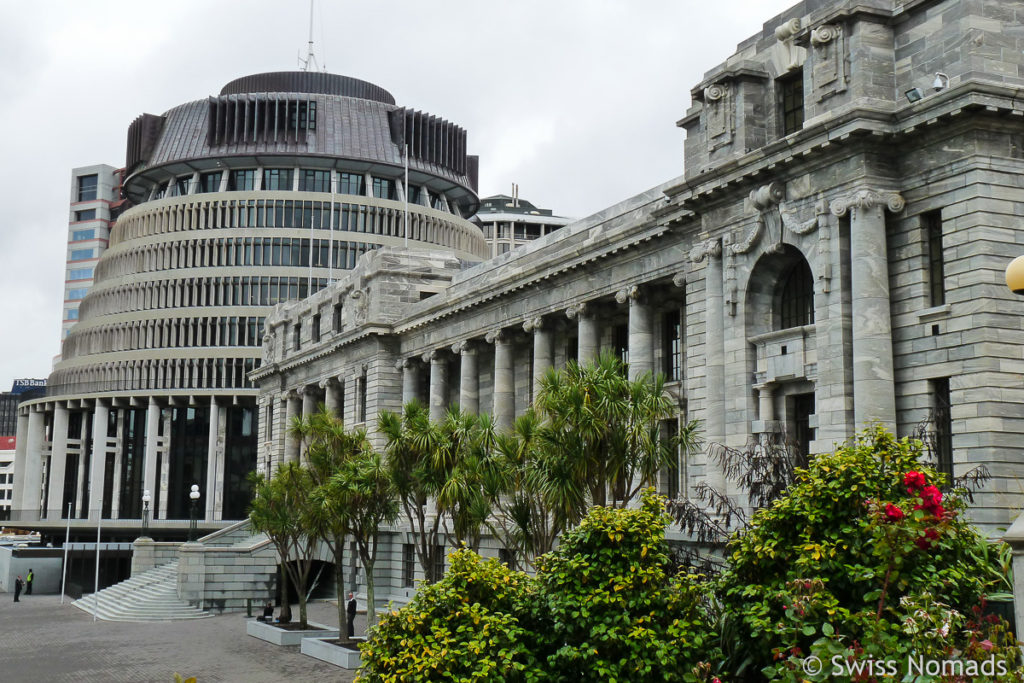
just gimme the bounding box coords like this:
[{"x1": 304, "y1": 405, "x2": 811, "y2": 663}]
[
  {"x1": 13, "y1": 0, "x2": 1024, "y2": 602},
  {"x1": 254, "y1": 0, "x2": 1024, "y2": 539}
]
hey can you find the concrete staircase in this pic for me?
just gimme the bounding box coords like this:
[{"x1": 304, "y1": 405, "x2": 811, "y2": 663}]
[{"x1": 73, "y1": 561, "x2": 213, "y2": 622}]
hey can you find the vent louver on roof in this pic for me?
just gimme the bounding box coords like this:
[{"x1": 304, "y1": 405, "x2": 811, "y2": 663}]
[
  {"x1": 125, "y1": 114, "x2": 166, "y2": 174},
  {"x1": 206, "y1": 94, "x2": 317, "y2": 147},
  {"x1": 388, "y1": 108, "x2": 468, "y2": 177}
]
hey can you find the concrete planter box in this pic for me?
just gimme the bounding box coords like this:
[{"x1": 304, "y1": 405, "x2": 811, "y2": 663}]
[
  {"x1": 246, "y1": 619, "x2": 340, "y2": 646},
  {"x1": 301, "y1": 636, "x2": 363, "y2": 668}
]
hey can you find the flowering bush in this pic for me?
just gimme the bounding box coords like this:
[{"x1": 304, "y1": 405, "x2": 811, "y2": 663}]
[{"x1": 717, "y1": 426, "x2": 1017, "y2": 680}]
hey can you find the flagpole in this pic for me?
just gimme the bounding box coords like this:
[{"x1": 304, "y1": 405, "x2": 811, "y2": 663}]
[
  {"x1": 93, "y1": 510, "x2": 101, "y2": 621},
  {"x1": 60, "y1": 502, "x2": 71, "y2": 605}
]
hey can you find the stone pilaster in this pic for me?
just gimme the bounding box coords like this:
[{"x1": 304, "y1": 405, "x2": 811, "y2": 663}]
[
  {"x1": 694, "y1": 238, "x2": 726, "y2": 491},
  {"x1": 487, "y1": 329, "x2": 515, "y2": 430},
  {"x1": 617, "y1": 286, "x2": 654, "y2": 380},
  {"x1": 424, "y1": 349, "x2": 449, "y2": 422},
  {"x1": 830, "y1": 189, "x2": 904, "y2": 431},
  {"x1": 452, "y1": 341, "x2": 479, "y2": 415},
  {"x1": 567, "y1": 302, "x2": 598, "y2": 364},
  {"x1": 523, "y1": 317, "x2": 552, "y2": 400}
]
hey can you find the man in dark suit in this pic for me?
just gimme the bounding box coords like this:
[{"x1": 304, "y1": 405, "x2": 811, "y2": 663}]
[
  {"x1": 346, "y1": 592, "x2": 357, "y2": 638},
  {"x1": 13, "y1": 575, "x2": 22, "y2": 602}
]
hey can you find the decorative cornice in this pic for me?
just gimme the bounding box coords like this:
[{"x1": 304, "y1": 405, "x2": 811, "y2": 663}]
[{"x1": 830, "y1": 189, "x2": 906, "y2": 217}]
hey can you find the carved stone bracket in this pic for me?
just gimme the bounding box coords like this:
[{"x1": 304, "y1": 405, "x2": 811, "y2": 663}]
[
  {"x1": 774, "y1": 17, "x2": 804, "y2": 72},
  {"x1": 614, "y1": 285, "x2": 641, "y2": 305},
  {"x1": 703, "y1": 82, "x2": 733, "y2": 150},
  {"x1": 779, "y1": 197, "x2": 834, "y2": 292},
  {"x1": 810, "y1": 23, "x2": 847, "y2": 101},
  {"x1": 830, "y1": 189, "x2": 906, "y2": 218}
]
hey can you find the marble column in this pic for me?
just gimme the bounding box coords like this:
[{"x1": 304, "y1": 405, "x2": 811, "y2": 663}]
[
  {"x1": 22, "y1": 409, "x2": 46, "y2": 520},
  {"x1": 301, "y1": 386, "x2": 318, "y2": 419},
  {"x1": 452, "y1": 341, "x2": 479, "y2": 414},
  {"x1": 11, "y1": 412, "x2": 28, "y2": 514},
  {"x1": 523, "y1": 317, "x2": 552, "y2": 401},
  {"x1": 46, "y1": 404, "x2": 69, "y2": 519},
  {"x1": 143, "y1": 399, "x2": 160, "y2": 520},
  {"x1": 322, "y1": 378, "x2": 341, "y2": 419},
  {"x1": 205, "y1": 399, "x2": 220, "y2": 521},
  {"x1": 425, "y1": 350, "x2": 449, "y2": 422},
  {"x1": 284, "y1": 392, "x2": 301, "y2": 463},
  {"x1": 74, "y1": 413, "x2": 89, "y2": 518},
  {"x1": 90, "y1": 402, "x2": 109, "y2": 520},
  {"x1": 831, "y1": 189, "x2": 903, "y2": 431},
  {"x1": 401, "y1": 359, "x2": 421, "y2": 406},
  {"x1": 567, "y1": 303, "x2": 598, "y2": 364},
  {"x1": 617, "y1": 286, "x2": 654, "y2": 380},
  {"x1": 487, "y1": 329, "x2": 515, "y2": 430}
]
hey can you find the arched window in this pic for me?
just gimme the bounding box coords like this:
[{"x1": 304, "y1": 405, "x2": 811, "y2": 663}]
[{"x1": 777, "y1": 259, "x2": 814, "y2": 329}]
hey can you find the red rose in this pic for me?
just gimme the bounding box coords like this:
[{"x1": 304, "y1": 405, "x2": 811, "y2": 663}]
[
  {"x1": 884, "y1": 503, "x2": 905, "y2": 522},
  {"x1": 904, "y1": 471, "x2": 926, "y2": 492}
]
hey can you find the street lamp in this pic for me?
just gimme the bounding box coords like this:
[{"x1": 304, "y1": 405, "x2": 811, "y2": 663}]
[
  {"x1": 188, "y1": 484, "x2": 201, "y2": 541},
  {"x1": 141, "y1": 489, "x2": 151, "y2": 537},
  {"x1": 1006, "y1": 255, "x2": 1024, "y2": 295}
]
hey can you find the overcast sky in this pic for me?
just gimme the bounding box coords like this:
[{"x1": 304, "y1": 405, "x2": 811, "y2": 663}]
[{"x1": 0, "y1": 0, "x2": 797, "y2": 390}]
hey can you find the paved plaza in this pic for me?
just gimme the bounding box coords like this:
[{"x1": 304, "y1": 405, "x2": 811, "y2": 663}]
[{"x1": 0, "y1": 595, "x2": 361, "y2": 682}]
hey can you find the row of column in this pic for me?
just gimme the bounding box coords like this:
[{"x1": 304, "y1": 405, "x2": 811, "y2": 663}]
[
  {"x1": 13, "y1": 397, "x2": 230, "y2": 523},
  {"x1": 401, "y1": 287, "x2": 658, "y2": 429}
]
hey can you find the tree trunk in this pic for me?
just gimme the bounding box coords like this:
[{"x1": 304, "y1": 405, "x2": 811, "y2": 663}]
[
  {"x1": 333, "y1": 539, "x2": 345, "y2": 632},
  {"x1": 279, "y1": 565, "x2": 292, "y2": 623},
  {"x1": 364, "y1": 557, "x2": 376, "y2": 629}
]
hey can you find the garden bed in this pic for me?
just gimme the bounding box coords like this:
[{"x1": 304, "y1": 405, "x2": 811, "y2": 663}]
[
  {"x1": 246, "y1": 619, "x2": 340, "y2": 646},
  {"x1": 301, "y1": 636, "x2": 365, "y2": 668}
]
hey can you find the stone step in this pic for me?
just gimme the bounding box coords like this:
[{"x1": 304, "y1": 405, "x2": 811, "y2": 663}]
[{"x1": 73, "y1": 561, "x2": 212, "y2": 622}]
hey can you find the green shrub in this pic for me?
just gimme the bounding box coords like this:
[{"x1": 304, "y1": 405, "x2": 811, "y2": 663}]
[
  {"x1": 536, "y1": 491, "x2": 723, "y2": 682},
  {"x1": 356, "y1": 549, "x2": 545, "y2": 682}
]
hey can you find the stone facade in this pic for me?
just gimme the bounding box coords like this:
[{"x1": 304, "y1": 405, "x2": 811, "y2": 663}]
[{"x1": 255, "y1": 0, "x2": 1024, "y2": 578}]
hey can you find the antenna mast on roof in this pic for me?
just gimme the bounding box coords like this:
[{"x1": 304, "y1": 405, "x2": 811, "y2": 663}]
[{"x1": 298, "y1": 0, "x2": 324, "y2": 72}]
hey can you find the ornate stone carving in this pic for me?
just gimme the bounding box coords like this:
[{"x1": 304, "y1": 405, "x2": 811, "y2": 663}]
[
  {"x1": 261, "y1": 332, "x2": 276, "y2": 363},
  {"x1": 421, "y1": 349, "x2": 437, "y2": 363},
  {"x1": 774, "y1": 17, "x2": 804, "y2": 72},
  {"x1": 703, "y1": 83, "x2": 727, "y2": 102},
  {"x1": 565, "y1": 303, "x2": 589, "y2": 320},
  {"x1": 688, "y1": 238, "x2": 722, "y2": 264},
  {"x1": 485, "y1": 329, "x2": 506, "y2": 344},
  {"x1": 522, "y1": 317, "x2": 544, "y2": 333},
  {"x1": 774, "y1": 17, "x2": 801, "y2": 42},
  {"x1": 779, "y1": 198, "x2": 834, "y2": 292},
  {"x1": 810, "y1": 23, "x2": 847, "y2": 101},
  {"x1": 703, "y1": 82, "x2": 733, "y2": 150},
  {"x1": 672, "y1": 272, "x2": 686, "y2": 289},
  {"x1": 749, "y1": 182, "x2": 786, "y2": 212},
  {"x1": 830, "y1": 189, "x2": 906, "y2": 217},
  {"x1": 615, "y1": 285, "x2": 641, "y2": 304},
  {"x1": 350, "y1": 288, "x2": 370, "y2": 325}
]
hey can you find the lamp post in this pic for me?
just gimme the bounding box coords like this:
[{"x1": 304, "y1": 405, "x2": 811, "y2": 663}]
[
  {"x1": 188, "y1": 484, "x2": 201, "y2": 542},
  {"x1": 141, "y1": 489, "x2": 151, "y2": 537}
]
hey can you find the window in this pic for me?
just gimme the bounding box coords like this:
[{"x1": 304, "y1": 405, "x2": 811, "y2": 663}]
[
  {"x1": 338, "y1": 172, "x2": 364, "y2": 196},
  {"x1": 498, "y1": 548, "x2": 515, "y2": 570},
  {"x1": 371, "y1": 177, "x2": 396, "y2": 200},
  {"x1": 198, "y1": 171, "x2": 222, "y2": 194},
  {"x1": 71, "y1": 229, "x2": 95, "y2": 242},
  {"x1": 173, "y1": 175, "x2": 192, "y2": 196},
  {"x1": 930, "y1": 378, "x2": 953, "y2": 479},
  {"x1": 332, "y1": 302, "x2": 343, "y2": 332},
  {"x1": 402, "y1": 544, "x2": 416, "y2": 587},
  {"x1": 614, "y1": 324, "x2": 629, "y2": 365},
  {"x1": 77, "y1": 174, "x2": 98, "y2": 202},
  {"x1": 229, "y1": 169, "x2": 256, "y2": 192},
  {"x1": 263, "y1": 168, "x2": 293, "y2": 191},
  {"x1": 66, "y1": 288, "x2": 88, "y2": 300},
  {"x1": 74, "y1": 209, "x2": 97, "y2": 222},
  {"x1": 662, "y1": 309, "x2": 682, "y2": 382},
  {"x1": 430, "y1": 546, "x2": 445, "y2": 582},
  {"x1": 406, "y1": 185, "x2": 421, "y2": 204},
  {"x1": 777, "y1": 260, "x2": 814, "y2": 329},
  {"x1": 70, "y1": 249, "x2": 94, "y2": 261},
  {"x1": 662, "y1": 419, "x2": 680, "y2": 499},
  {"x1": 293, "y1": 323, "x2": 301, "y2": 351},
  {"x1": 65, "y1": 309, "x2": 79, "y2": 320},
  {"x1": 432, "y1": 194, "x2": 446, "y2": 211},
  {"x1": 69, "y1": 267, "x2": 94, "y2": 280},
  {"x1": 311, "y1": 314, "x2": 320, "y2": 342},
  {"x1": 790, "y1": 393, "x2": 816, "y2": 458},
  {"x1": 924, "y1": 211, "x2": 945, "y2": 307},
  {"x1": 357, "y1": 374, "x2": 368, "y2": 423},
  {"x1": 778, "y1": 70, "x2": 804, "y2": 136},
  {"x1": 299, "y1": 169, "x2": 331, "y2": 193}
]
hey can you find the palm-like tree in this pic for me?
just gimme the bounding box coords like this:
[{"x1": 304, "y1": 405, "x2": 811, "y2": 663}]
[
  {"x1": 290, "y1": 407, "x2": 369, "y2": 631},
  {"x1": 248, "y1": 462, "x2": 318, "y2": 628}
]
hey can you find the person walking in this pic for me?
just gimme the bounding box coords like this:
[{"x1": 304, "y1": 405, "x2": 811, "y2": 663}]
[
  {"x1": 25, "y1": 569, "x2": 33, "y2": 595},
  {"x1": 346, "y1": 592, "x2": 357, "y2": 638},
  {"x1": 13, "y1": 575, "x2": 22, "y2": 602}
]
